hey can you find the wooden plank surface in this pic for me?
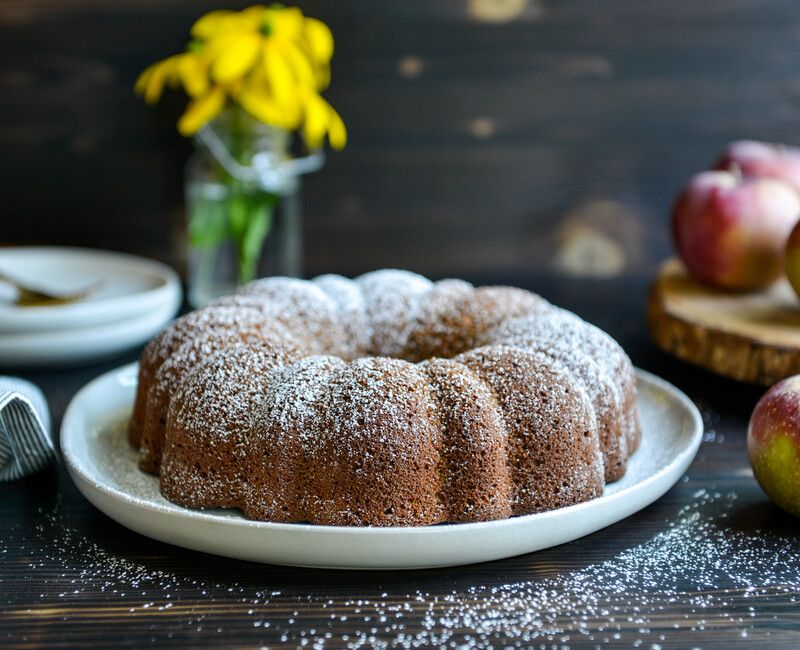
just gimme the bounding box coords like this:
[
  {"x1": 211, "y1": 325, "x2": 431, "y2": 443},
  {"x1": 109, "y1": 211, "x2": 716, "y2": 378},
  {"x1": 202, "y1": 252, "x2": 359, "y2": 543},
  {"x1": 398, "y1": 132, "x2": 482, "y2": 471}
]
[{"x1": 2, "y1": 274, "x2": 799, "y2": 649}]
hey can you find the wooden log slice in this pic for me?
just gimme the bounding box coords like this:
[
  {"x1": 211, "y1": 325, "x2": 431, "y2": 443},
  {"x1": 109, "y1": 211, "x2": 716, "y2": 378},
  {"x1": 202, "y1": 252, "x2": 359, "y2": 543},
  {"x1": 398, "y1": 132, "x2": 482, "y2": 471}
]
[{"x1": 648, "y1": 258, "x2": 800, "y2": 385}]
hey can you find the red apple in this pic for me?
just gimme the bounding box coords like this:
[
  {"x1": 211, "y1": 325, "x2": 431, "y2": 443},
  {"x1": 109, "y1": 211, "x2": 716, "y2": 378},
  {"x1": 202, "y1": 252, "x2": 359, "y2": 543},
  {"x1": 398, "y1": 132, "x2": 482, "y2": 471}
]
[
  {"x1": 748, "y1": 376, "x2": 800, "y2": 517},
  {"x1": 716, "y1": 140, "x2": 800, "y2": 194},
  {"x1": 672, "y1": 169, "x2": 800, "y2": 290},
  {"x1": 786, "y1": 220, "x2": 800, "y2": 300}
]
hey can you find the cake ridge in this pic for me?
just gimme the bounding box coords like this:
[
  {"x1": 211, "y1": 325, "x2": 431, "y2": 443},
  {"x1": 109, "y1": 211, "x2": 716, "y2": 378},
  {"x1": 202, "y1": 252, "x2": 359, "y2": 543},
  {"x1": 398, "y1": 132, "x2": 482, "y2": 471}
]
[
  {"x1": 248, "y1": 354, "x2": 346, "y2": 522},
  {"x1": 354, "y1": 269, "x2": 432, "y2": 357},
  {"x1": 160, "y1": 337, "x2": 302, "y2": 510},
  {"x1": 485, "y1": 308, "x2": 641, "y2": 456},
  {"x1": 495, "y1": 335, "x2": 625, "y2": 481},
  {"x1": 129, "y1": 304, "x2": 272, "y2": 447},
  {"x1": 421, "y1": 356, "x2": 514, "y2": 522},
  {"x1": 312, "y1": 274, "x2": 371, "y2": 359},
  {"x1": 456, "y1": 344, "x2": 604, "y2": 514}
]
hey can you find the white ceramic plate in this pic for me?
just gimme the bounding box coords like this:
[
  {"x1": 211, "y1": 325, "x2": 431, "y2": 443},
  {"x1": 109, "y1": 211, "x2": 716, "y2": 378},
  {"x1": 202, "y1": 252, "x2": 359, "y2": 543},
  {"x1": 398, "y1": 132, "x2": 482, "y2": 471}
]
[
  {"x1": 0, "y1": 300, "x2": 177, "y2": 368},
  {"x1": 0, "y1": 247, "x2": 181, "y2": 334},
  {"x1": 61, "y1": 364, "x2": 703, "y2": 570}
]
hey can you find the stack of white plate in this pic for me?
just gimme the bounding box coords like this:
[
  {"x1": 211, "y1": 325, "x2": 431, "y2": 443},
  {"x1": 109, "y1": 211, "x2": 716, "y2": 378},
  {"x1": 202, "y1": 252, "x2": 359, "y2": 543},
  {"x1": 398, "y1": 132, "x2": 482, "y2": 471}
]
[{"x1": 0, "y1": 247, "x2": 181, "y2": 368}]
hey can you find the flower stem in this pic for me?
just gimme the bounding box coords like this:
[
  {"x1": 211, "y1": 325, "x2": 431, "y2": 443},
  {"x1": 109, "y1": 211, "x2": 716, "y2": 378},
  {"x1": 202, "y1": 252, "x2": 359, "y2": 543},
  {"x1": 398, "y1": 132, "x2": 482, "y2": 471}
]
[{"x1": 223, "y1": 107, "x2": 275, "y2": 285}]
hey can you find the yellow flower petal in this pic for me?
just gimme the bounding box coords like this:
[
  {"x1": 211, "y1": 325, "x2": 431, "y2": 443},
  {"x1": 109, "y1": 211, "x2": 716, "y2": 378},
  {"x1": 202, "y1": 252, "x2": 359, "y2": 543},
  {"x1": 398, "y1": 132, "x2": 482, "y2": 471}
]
[
  {"x1": 262, "y1": 40, "x2": 296, "y2": 102},
  {"x1": 279, "y1": 40, "x2": 317, "y2": 89},
  {"x1": 239, "y1": 5, "x2": 268, "y2": 30},
  {"x1": 327, "y1": 106, "x2": 347, "y2": 149},
  {"x1": 314, "y1": 62, "x2": 331, "y2": 91},
  {"x1": 302, "y1": 92, "x2": 330, "y2": 149},
  {"x1": 136, "y1": 56, "x2": 180, "y2": 104},
  {"x1": 237, "y1": 84, "x2": 296, "y2": 129},
  {"x1": 177, "y1": 53, "x2": 208, "y2": 98},
  {"x1": 303, "y1": 18, "x2": 334, "y2": 63},
  {"x1": 267, "y1": 6, "x2": 304, "y2": 39},
  {"x1": 190, "y1": 10, "x2": 233, "y2": 39},
  {"x1": 178, "y1": 87, "x2": 226, "y2": 135},
  {"x1": 210, "y1": 30, "x2": 262, "y2": 83}
]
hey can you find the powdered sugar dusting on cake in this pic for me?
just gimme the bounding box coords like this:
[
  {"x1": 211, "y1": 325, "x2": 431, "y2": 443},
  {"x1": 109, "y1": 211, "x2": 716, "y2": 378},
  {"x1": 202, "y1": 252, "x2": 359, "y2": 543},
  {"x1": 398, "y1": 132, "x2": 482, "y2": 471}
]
[
  {"x1": 145, "y1": 305, "x2": 269, "y2": 370},
  {"x1": 323, "y1": 357, "x2": 440, "y2": 449},
  {"x1": 491, "y1": 326, "x2": 628, "y2": 480},
  {"x1": 355, "y1": 269, "x2": 433, "y2": 356},
  {"x1": 257, "y1": 355, "x2": 346, "y2": 440},
  {"x1": 421, "y1": 357, "x2": 514, "y2": 521},
  {"x1": 487, "y1": 308, "x2": 632, "y2": 383},
  {"x1": 159, "y1": 338, "x2": 306, "y2": 510},
  {"x1": 421, "y1": 357, "x2": 505, "y2": 450},
  {"x1": 456, "y1": 344, "x2": 604, "y2": 512},
  {"x1": 308, "y1": 356, "x2": 445, "y2": 525},
  {"x1": 469, "y1": 286, "x2": 552, "y2": 339},
  {"x1": 312, "y1": 274, "x2": 371, "y2": 358},
  {"x1": 155, "y1": 325, "x2": 302, "y2": 416},
  {"x1": 487, "y1": 307, "x2": 641, "y2": 452},
  {"x1": 402, "y1": 279, "x2": 475, "y2": 361},
  {"x1": 233, "y1": 276, "x2": 346, "y2": 355},
  {"x1": 153, "y1": 325, "x2": 298, "y2": 407},
  {"x1": 137, "y1": 330, "x2": 265, "y2": 471},
  {"x1": 256, "y1": 355, "x2": 450, "y2": 526},
  {"x1": 167, "y1": 339, "x2": 303, "y2": 443},
  {"x1": 130, "y1": 304, "x2": 288, "y2": 447}
]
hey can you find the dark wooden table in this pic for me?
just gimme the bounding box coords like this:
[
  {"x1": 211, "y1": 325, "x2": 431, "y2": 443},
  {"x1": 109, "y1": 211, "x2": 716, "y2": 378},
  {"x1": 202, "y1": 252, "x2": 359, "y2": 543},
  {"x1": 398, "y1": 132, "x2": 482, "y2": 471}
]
[{"x1": 2, "y1": 274, "x2": 799, "y2": 649}]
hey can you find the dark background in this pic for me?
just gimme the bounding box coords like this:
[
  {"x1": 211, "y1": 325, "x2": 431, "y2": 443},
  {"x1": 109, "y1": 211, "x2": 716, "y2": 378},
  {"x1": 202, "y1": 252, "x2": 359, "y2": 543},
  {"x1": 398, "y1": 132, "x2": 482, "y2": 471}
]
[{"x1": 4, "y1": 0, "x2": 800, "y2": 279}]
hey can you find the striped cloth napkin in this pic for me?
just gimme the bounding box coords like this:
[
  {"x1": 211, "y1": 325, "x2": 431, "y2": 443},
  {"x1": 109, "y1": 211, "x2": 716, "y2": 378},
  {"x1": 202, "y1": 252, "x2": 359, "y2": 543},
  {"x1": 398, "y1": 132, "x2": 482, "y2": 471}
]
[{"x1": 0, "y1": 376, "x2": 55, "y2": 481}]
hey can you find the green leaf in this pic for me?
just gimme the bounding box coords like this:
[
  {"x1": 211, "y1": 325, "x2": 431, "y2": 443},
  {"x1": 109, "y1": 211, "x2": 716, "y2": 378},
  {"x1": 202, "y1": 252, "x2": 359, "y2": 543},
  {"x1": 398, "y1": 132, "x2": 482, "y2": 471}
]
[
  {"x1": 227, "y1": 193, "x2": 251, "y2": 241},
  {"x1": 188, "y1": 198, "x2": 230, "y2": 248},
  {"x1": 237, "y1": 202, "x2": 273, "y2": 284}
]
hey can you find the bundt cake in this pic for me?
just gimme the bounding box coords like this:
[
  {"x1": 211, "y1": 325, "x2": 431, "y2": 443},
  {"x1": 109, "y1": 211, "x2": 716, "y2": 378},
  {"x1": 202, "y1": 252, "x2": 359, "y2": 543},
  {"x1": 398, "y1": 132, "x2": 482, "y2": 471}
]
[{"x1": 130, "y1": 269, "x2": 641, "y2": 526}]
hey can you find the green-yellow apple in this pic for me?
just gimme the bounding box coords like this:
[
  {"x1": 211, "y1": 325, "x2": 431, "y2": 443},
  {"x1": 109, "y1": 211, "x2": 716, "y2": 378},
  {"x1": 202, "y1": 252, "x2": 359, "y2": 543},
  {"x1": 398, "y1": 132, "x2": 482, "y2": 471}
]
[
  {"x1": 672, "y1": 169, "x2": 800, "y2": 290},
  {"x1": 716, "y1": 140, "x2": 800, "y2": 194},
  {"x1": 786, "y1": 220, "x2": 800, "y2": 300},
  {"x1": 748, "y1": 376, "x2": 800, "y2": 517}
]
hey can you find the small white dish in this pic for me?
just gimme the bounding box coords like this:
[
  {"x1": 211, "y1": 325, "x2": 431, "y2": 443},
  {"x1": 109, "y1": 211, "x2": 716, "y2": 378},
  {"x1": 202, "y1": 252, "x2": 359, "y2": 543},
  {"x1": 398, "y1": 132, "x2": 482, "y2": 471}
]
[
  {"x1": 62, "y1": 364, "x2": 703, "y2": 569},
  {"x1": 0, "y1": 247, "x2": 181, "y2": 334},
  {"x1": 0, "y1": 301, "x2": 177, "y2": 368}
]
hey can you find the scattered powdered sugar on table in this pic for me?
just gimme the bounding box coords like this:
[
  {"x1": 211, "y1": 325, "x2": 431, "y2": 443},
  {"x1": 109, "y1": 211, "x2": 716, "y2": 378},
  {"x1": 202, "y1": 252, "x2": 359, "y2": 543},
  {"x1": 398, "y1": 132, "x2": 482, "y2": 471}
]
[{"x1": 5, "y1": 489, "x2": 798, "y2": 648}]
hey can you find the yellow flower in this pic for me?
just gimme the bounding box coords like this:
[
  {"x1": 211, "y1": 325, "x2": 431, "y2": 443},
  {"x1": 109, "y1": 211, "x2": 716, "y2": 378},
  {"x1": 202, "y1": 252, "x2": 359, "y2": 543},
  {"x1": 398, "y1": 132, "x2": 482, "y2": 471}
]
[
  {"x1": 136, "y1": 5, "x2": 345, "y2": 148},
  {"x1": 265, "y1": 6, "x2": 304, "y2": 40},
  {"x1": 178, "y1": 87, "x2": 227, "y2": 136},
  {"x1": 236, "y1": 83, "x2": 295, "y2": 130},
  {"x1": 300, "y1": 90, "x2": 347, "y2": 150},
  {"x1": 135, "y1": 54, "x2": 180, "y2": 104},
  {"x1": 260, "y1": 41, "x2": 302, "y2": 120},
  {"x1": 209, "y1": 29, "x2": 262, "y2": 83},
  {"x1": 177, "y1": 53, "x2": 209, "y2": 98},
  {"x1": 327, "y1": 106, "x2": 347, "y2": 150},
  {"x1": 274, "y1": 38, "x2": 316, "y2": 90},
  {"x1": 303, "y1": 18, "x2": 334, "y2": 63},
  {"x1": 190, "y1": 10, "x2": 233, "y2": 40}
]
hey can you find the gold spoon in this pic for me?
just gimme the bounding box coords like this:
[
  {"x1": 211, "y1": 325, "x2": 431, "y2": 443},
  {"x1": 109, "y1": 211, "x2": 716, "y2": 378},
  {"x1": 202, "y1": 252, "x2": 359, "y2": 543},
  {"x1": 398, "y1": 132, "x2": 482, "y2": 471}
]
[{"x1": 0, "y1": 271, "x2": 101, "y2": 307}]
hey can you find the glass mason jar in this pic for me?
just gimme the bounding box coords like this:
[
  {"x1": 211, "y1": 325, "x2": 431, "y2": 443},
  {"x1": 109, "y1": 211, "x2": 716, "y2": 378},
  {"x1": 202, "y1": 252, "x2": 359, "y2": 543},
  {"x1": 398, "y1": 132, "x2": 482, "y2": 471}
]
[{"x1": 185, "y1": 107, "x2": 322, "y2": 307}]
